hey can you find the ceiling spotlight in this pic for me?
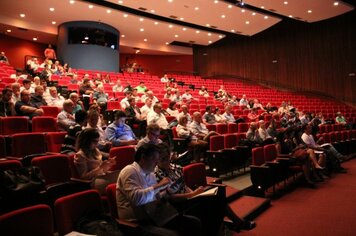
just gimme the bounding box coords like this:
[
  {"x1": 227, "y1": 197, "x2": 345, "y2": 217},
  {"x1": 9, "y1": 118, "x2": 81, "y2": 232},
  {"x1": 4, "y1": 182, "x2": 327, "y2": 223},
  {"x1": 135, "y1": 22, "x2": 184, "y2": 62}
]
[
  {"x1": 252, "y1": 12, "x2": 256, "y2": 16},
  {"x1": 123, "y1": 14, "x2": 128, "y2": 18},
  {"x1": 214, "y1": 1, "x2": 219, "y2": 4},
  {"x1": 84, "y1": 35, "x2": 89, "y2": 40},
  {"x1": 52, "y1": 21, "x2": 56, "y2": 24},
  {"x1": 208, "y1": 41, "x2": 212, "y2": 44},
  {"x1": 208, "y1": 33, "x2": 212, "y2": 36},
  {"x1": 144, "y1": 38, "x2": 147, "y2": 42},
  {"x1": 307, "y1": 10, "x2": 312, "y2": 13},
  {"x1": 165, "y1": 42, "x2": 169, "y2": 45},
  {"x1": 139, "y1": 18, "x2": 144, "y2": 22},
  {"x1": 49, "y1": 8, "x2": 55, "y2": 11},
  {"x1": 169, "y1": 25, "x2": 173, "y2": 28},
  {"x1": 228, "y1": 5, "x2": 233, "y2": 9},
  {"x1": 150, "y1": 10, "x2": 155, "y2": 13},
  {"x1": 245, "y1": 21, "x2": 250, "y2": 24},
  {"x1": 107, "y1": 9, "x2": 112, "y2": 13},
  {"x1": 264, "y1": 16, "x2": 269, "y2": 19},
  {"x1": 140, "y1": 28, "x2": 144, "y2": 32},
  {"x1": 20, "y1": 14, "x2": 25, "y2": 18},
  {"x1": 121, "y1": 35, "x2": 125, "y2": 38},
  {"x1": 334, "y1": 2, "x2": 339, "y2": 6},
  {"x1": 174, "y1": 34, "x2": 179, "y2": 38},
  {"x1": 196, "y1": 30, "x2": 200, "y2": 34},
  {"x1": 69, "y1": 0, "x2": 75, "y2": 4},
  {"x1": 194, "y1": 7, "x2": 199, "y2": 10},
  {"x1": 154, "y1": 22, "x2": 159, "y2": 25},
  {"x1": 88, "y1": 5, "x2": 93, "y2": 9},
  {"x1": 284, "y1": 1, "x2": 288, "y2": 5},
  {"x1": 219, "y1": 35, "x2": 223, "y2": 38},
  {"x1": 180, "y1": 17, "x2": 184, "y2": 20},
  {"x1": 182, "y1": 28, "x2": 187, "y2": 31},
  {"x1": 118, "y1": 1, "x2": 123, "y2": 4},
  {"x1": 6, "y1": 29, "x2": 11, "y2": 33},
  {"x1": 221, "y1": 15, "x2": 226, "y2": 18},
  {"x1": 237, "y1": 0, "x2": 245, "y2": 7},
  {"x1": 33, "y1": 37, "x2": 38, "y2": 41}
]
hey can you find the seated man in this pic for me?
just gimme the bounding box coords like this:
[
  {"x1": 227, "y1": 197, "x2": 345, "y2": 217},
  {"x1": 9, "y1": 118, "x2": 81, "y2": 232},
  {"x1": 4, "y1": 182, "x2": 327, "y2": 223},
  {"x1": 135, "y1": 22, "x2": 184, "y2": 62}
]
[
  {"x1": 116, "y1": 143, "x2": 201, "y2": 236},
  {"x1": 125, "y1": 97, "x2": 147, "y2": 138},
  {"x1": 0, "y1": 88, "x2": 16, "y2": 117},
  {"x1": 30, "y1": 85, "x2": 47, "y2": 108},
  {"x1": 57, "y1": 100, "x2": 76, "y2": 131},
  {"x1": 136, "y1": 124, "x2": 163, "y2": 149},
  {"x1": 15, "y1": 90, "x2": 43, "y2": 119},
  {"x1": 189, "y1": 112, "x2": 219, "y2": 143},
  {"x1": 203, "y1": 106, "x2": 217, "y2": 125},
  {"x1": 105, "y1": 110, "x2": 138, "y2": 147},
  {"x1": 46, "y1": 86, "x2": 65, "y2": 108},
  {"x1": 147, "y1": 104, "x2": 173, "y2": 148}
]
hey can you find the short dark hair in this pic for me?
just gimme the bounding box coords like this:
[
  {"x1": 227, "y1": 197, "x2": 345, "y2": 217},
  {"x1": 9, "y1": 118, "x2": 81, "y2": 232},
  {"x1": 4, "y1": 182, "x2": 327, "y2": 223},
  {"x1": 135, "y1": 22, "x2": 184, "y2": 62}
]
[
  {"x1": 114, "y1": 110, "x2": 126, "y2": 120},
  {"x1": 75, "y1": 110, "x2": 88, "y2": 123},
  {"x1": 134, "y1": 143, "x2": 159, "y2": 162},
  {"x1": 2, "y1": 88, "x2": 12, "y2": 95}
]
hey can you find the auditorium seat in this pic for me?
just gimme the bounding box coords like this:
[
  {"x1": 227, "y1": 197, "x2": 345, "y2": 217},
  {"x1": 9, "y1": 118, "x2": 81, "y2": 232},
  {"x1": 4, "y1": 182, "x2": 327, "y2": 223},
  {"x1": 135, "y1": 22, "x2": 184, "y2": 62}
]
[
  {"x1": 41, "y1": 106, "x2": 61, "y2": 118},
  {"x1": 0, "y1": 116, "x2": 29, "y2": 135},
  {"x1": 46, "y1": 132, "x2": 66, "y2": 153},
  {"x1": 31, "y1": 116, "x2": 57, "y2": 132},
  {"x1": 109, "y1": 145, "x2": 136, "y2": 171}
]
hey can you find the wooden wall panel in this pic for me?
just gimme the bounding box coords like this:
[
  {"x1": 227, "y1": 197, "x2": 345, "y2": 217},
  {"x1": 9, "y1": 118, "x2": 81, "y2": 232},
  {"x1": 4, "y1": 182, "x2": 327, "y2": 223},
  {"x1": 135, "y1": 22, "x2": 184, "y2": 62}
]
[{"x1": 194, "y1": 11, "x2": 356, "y2": 105}]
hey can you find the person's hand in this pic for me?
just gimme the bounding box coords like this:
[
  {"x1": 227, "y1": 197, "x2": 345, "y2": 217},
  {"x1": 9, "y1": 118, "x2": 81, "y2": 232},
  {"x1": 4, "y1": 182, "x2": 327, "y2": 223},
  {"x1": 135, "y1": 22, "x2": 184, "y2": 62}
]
[
  {"x1": 157, "y1": 177, "x2": 172, "y2": 190},
  {"x1": 35, "y1": 108, "x2": 44, "y2": 115},
  {"x1": 193, "y1": 186, "x2": 204, "y2": 195},
  {"x1": 128, "y1": 139, "x2": 138, "y2": 145},
  {"x1": 101, "y1": 159, "x2": 116, "y2": 172}
]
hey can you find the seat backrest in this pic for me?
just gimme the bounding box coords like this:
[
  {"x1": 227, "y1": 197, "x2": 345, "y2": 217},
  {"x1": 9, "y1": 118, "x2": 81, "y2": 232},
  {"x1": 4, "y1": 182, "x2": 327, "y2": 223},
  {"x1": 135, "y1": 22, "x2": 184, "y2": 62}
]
[
  {"x1": 183, "y1": 163, "x2": 207, "y2": 189},
  {"x1": 54, "y1": 190, "x2": 103, "y2": 236},
  {"x1": 0, "y1": 159, "x2": 22, "y2": 171},
  {"x1": 106, "y1": 183, "x2": 118, "y2": 219},
  {"x1": 0, "y1": 117, "x2": 29, "y2": 135},
  {"x1": 31, "y1": 154, "x2": 71, "y2": 185},
  {"x1": 41, "y1": 106, "x2": 61, "y2": 118},
  {"x1": 0, "y1": 204, "x2": 53, "y2": 236},
  {"x1": 46, "y1": 131, "x2": 67, "y2": 153},
  {"x1": 238, "y1": 123, "x2": 249, "y2": 133},
  {"x1": 210, "y1": 135, "x2": 224, "y2": 151},
  {"x1": 216, "y1": 123, "x2": 228, "y2": 134},
  {"x1": 263, "y1": 144, "x2": 277, "y2": 162},
  {"x1": 109, "y1": 146, "x2": 136, "y2": 171},
  {"x1": 206, "y1": 124, "x2": 216, "y2": 132},
  {"x1": 223, "y1": 133, "x2": 237, "y2": 148},
  {"x1": 11, "y1": 132, "x2": 47, "y2": 157},
  {"x1": 0, "y1": 135, "x2": 6, "y2": 158},
  {"x1": 252, "y1": 147, "x2": 265, "y2": 166},
  {"x1": 227, "y1": 123, "x2": 238, "y2": 133},
  {"x1": 31, "y1": 116, "x2": 57, "y2": 132}
]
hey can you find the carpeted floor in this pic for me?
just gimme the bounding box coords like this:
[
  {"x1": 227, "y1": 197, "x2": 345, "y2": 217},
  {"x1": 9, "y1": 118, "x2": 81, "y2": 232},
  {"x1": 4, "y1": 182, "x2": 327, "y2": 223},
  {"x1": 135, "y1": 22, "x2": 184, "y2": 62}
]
[{"x1": 237, "y1": 159, "x2": 356, "y2": 236}]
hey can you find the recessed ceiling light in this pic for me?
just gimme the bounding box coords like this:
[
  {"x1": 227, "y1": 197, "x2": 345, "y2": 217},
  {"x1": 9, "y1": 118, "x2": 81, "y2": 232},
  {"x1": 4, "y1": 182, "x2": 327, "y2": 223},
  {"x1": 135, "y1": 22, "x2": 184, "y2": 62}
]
[
  {"x1": 69, "y1": 0, "x2": 75, "y2": 4},
  {"x1": 334, "y1": 1, "x2": 339, "y2": 6},
  {"x1": 140, "y1": 28, "x2": 144, "y2": 32},
  {"x1": 194, "y1": 7, "x2": 199, "y2": 10},
  {"x1": 252, "y1": 12, "x2": 256, "y2": 16},
  {"x1": 150, "y1": 10, "x2": 155, "y2": 13},
  {"x1": 245, "y1": 21, "x2": 250, "y2": 24},
  {"x1": 221, "y1": 15, "x2": 226, "y2": 18},
  {"x1": 169, "y1": 25, "x2": 173, "y2": 28},
  {"x1": 33, "y1": 37, "x2": 38, "y2": 41},
  {"x1": 118, "y1": 0, "x2": 123, "y2": 4},
  {"x1": 144, "y1": 38, "x2": 147, "y2": 42},
  {"x1": 264, "y1": 16, "x2": 269, "y2": 19},
  {"x1": 241, "y1": 9, "x2": 245, "y2": 13},
  {"x1": 208, "y1": 33, "x2": 212, "y2": 36},
  {"x1": 231, "y1": 29, "x2": 235, "y2": 32},
  {"x1": 154, "y1": 22, "x2": 159, "y2": 25},
  {"x1": 20, "y1": 14, "x2": 25, "y2": 18},
  {"x1": 219, "y1": 35, "x2": 223, "y2": 38},
  {"x1": 52, "y1": 21, "x2": 56, "y2": 24},
  {"x1": 49, "y1": 8, "x2": 55, "y2": 11},
  {"x1": 284, "y1": 1, "x2": 288, "y2": 5},
  {"x1": 307, "y1": 10, "x2": 312, "y2": 13},
  {"x1": 121, "y1": 35, "x2": 125, "y2": 38},
  {"x1": 261, "y1": 6, "x2": 265, "y2": 9},
  {"x1": 206, "y1": 24, "x2": 210, "y2": 27},
  {"x1": 289, "y1": 15, "x2": 293, "y2": 18},
  {"x1": 165, "y1": 42, "x2": 169, "y2": 45},
  {"x1": 214, "y1": 0, "x2": 219, "y2": 4},
  {"x1": 107, "y1": 9, "x2": 111, "y2": 13},
  {"x1": 168, "y1": 0, "x2": 173, "y2": 2},
  {"x1": 123, "y1": 14, "x2": 128, "y2": 18},
  {"x1": 88, "y1": 5, "x2": 93, "y2": 9},
  {"x1": 228, "y1": 5, "x2": 232, "y2": 9},
  {"x1": 196, "y1": 30, "x2": 200, "y2": 34},
  {"x1": 6, "y1": 29, "x2": 11, "y2": 33},
  {"x1": 208, "y1": 41, "x2": 212, "y2": 44},
  {"x1": 139, "y1": 18, "x2": 144, "y2": 22},
  {"x1": 182, "y1": 28, "x2": 187, "y2": 31},
  {"x1": 174, "y1": 34, "x2": 179, "y2": 38},
  {"x1": 180, "y1": 17, "x2": 184, "y2": 20}
]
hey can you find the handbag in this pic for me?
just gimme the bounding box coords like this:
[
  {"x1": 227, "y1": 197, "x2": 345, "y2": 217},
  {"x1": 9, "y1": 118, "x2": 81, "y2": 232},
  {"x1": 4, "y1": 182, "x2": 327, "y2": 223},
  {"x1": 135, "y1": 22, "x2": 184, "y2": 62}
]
[{"x1": 0, "y1": 166, "x2": 45, "y2": 198}]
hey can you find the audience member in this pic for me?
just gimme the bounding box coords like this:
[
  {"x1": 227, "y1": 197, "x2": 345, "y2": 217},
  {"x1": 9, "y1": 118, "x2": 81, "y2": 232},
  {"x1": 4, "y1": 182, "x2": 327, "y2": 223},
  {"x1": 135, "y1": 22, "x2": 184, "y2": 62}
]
[
  {"x1": 0, "y1": 88, "x2": 16, "y2": 117},
  {"x1": 61, "y1": 110, "x2": 87, "y2": 154},
  {"x1": 46, "y1": 87, "x2": 65, "y2": 108},
  {"x1": 69, "y1": 92, "x2": 84, "y2": 113},
  {"x1": 44, "y1": 44, "x2": 57, "y2": 61},
  {"x1": 113, "y1": 80, "x2": 124, "y2": 92},
  {"x1": 166, "y1": 101, "x2": 180, "y2": 118},
  {"x1": 125, "y1": 97, "x2": 147, "y2": 138},
  {"x1": 30, "y1": 85, "x2": 47, "y2": 108},
  {"x1": 135, "y1": 81, "x2": 147, "y2": 94},
  {"x1": 203, "y1": 106, "x2": 217, "y2": 125},
  {"x1": 189, "y1": 112, "x2": 219, "y2": 143},
  {"x1": 136, "y1": 124, "x2": 163, "y2": 149},
  {"x1": 15, "y1": 90, "x2": 43, "y2": 119},
  {"x1": 57, "y1": 100, "x2": 76, "y2": 131}
]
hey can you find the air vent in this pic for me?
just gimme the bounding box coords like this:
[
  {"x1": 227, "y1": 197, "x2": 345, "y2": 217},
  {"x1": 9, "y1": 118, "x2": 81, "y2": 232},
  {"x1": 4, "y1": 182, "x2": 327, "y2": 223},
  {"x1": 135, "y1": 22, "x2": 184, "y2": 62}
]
[
  {"x1": 17, "y1": 27, "x2": 28, "y2": 31},
  {"x1": 169, "y1": 15, "x2": 178, "y2": 19},
  {"x1": 269, "y1": 9, "x2": 276, "y2": 12},
  {"x1": 138, "y1": 7, "x2": 147, "y2": 11},
  {"x1": 210, "y1": 25, "x2": 218, "y2": 29}
]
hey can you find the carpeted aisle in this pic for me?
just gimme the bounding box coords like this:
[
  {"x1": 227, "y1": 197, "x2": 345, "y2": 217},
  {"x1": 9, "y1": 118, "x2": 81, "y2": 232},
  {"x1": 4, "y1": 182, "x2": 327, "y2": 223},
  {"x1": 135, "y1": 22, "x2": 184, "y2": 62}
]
[{"x1": 238, "y1": 159, "x2": 356, "y2": 236}]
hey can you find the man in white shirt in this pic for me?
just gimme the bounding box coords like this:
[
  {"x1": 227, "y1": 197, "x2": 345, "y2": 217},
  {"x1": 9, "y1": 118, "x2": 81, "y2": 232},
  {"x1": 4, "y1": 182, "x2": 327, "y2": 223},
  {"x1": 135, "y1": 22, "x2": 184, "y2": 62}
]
[
  {"x1": 181, "y1": 89, "x2": 193, "y2": 103},
  {"x1": 189, "y1": 112, "x2": 219, "y2": 142},
  {"x1": 120, "y1": 91, "x2": 131, "y2": 110},
  {"x1": 46, "y1": 87, "x2": 65, "y2": 108},
  {"x1": 116, "y1": 143, "x2": 201, "y2": 235},
  {"x1": 140, "y1": 98, "x2": 153, "y2": 121},
  {"x1": 57, "y1": 100, "x2": 76, "y2": 131},
  {"x1": 178, "y1": 105, "x2": 192, "y2": 124},
  {"x1": 147, "y1": 104, "x2": 173, "y2": 148}
]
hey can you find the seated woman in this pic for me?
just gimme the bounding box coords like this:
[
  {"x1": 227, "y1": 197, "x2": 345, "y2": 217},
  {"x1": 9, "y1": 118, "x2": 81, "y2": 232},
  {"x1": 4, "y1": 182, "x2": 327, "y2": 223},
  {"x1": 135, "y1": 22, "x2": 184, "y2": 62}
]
[
  {"x1": 74, "y1": 128, "x2": 118, "y2": 194},
  {"x1": 214, "y1": 107, "x2": 227, "y2": 123},
  {"x1": 166, "y1": 101, "x2": 180, "y2": 119},
  {"x1": 176, "y1": 115, "x2": 208, "y2": 162},
  {"x1": 275, "y1": 128, "x2": 325, "y2": 187}
]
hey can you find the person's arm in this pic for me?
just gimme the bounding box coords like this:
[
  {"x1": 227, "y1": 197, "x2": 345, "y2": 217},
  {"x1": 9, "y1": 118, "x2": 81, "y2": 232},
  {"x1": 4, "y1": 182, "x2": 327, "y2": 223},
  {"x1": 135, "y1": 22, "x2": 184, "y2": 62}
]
[
  {"x1": 20, "y1": 105, "x2": 43, "y2": 115},
  {"x1": 74, "y1": 152, "x2": 112, "y2": 180}
]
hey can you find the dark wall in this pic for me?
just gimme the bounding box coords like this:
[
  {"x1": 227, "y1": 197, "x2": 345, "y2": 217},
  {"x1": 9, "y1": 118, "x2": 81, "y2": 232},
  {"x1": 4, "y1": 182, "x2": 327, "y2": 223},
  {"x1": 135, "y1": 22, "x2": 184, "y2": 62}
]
[
  {"x1": 194, "y1": 11, "x2": 356, "y2": 105},
  {"x1": 57, "y1": 21, "x2": 119, "y2": 72}
]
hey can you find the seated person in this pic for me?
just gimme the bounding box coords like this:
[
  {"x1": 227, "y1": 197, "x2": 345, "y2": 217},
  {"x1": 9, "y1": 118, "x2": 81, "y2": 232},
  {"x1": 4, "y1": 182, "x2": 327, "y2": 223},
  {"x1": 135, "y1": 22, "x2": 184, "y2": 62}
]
[
  {"x1": 30, "y1": 85, "x2": 47, "y2": 108},
  {"x1": 125, "y1": 97, "x2": 147, "y2": 138},
  {"x1": 257, "y1": 120, "x2": 274, "y2": 144},
  {"x1": 214, "y1": 107, "x2": 227, "y2": 123},
  {"x1": 74, "y1": 128, "x2": 118, "y2": 194},
  {"x1": 166, "y1": 101, "x2": 180, "y2": 119},
  {"x1": 15, "y1": 90, "x2": 43, "y2": 119},
  {"x1": 181, "y1": 89, "x2": 193, "y2": 103},
  {"x1": 178, "y1": 104, "x2": 192, "y2": 124},
  {"x1": 112, "y1": 79, "x2": 124, "y2": 92},
  {"x1": 105, "y1": 110, "x2": 138, "y2": 147},
  {"x1": 116, "y1": 143, "x2": 201, "y2": 236},
  {"x1": 189, "y1": 112, "x2": 219, "y2": 143},
  {"x1": 93, "y1": 84, "x2": 108, "y2": 109},
  {"x1": 140, "y1": 97, "x2": 153, "y2": 121},
  {"x1": 46, "y1": 86, "x2": 65, "y2": 108},
  {"x1": 335, "y1": 112, "x2": 351, "y2": 129},
  {"x1": 198, "y1": 86, "x2": 209, "y2": 98},
  {"x1": 0, "y1": 88, "x2": 16, "y2": 117},
  {"x1": 147, "y1": 104, "x2": 173, "y2": 148},
  {"x1": 203, "y1": 106, "x2": 217, "y2": 125},
  {"x1": 177, "y1": 116, "x2": 208, "y2": 162},
  {"x1": 247, "y1": 108, "x2": 261, "y2": 121},
  {"x1": 246, "y1": 122, "x2": 263, "y2": 146},
  {"x1": 136, "y1": 123, "x2": 163, "y2": 149},
  {"x1": 135, "y1": 81, "x2": 147, "y2": 94},
  {"x1": 61, "y1": 110, "x2": 87, "y2": 154},
  {"x1": 57, "y1": 100, "x2": 76, "y2": 131},
  {"x1": 223, "y1": 105, "x2": 237, "y2": 123},
  {"x1": 86, "y1": 109, "x2": 110, "y2": 151}
]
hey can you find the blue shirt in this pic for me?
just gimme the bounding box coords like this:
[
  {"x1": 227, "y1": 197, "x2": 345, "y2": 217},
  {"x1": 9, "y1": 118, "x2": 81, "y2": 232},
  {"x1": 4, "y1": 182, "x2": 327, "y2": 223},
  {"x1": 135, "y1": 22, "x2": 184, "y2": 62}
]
[{"x1": 105, "y1": 122, "x2": 136, "y2": 146}]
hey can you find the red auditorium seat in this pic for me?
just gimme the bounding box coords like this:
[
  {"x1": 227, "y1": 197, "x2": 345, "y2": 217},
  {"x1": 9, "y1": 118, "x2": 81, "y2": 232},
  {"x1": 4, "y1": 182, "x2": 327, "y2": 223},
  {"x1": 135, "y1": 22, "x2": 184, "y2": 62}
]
[
  {"x1": 0, "y1": 116, "x2": 29, "y2": 135},
  {"x1": 41, "y1": 106, "x2": 61, "y2": 118},
  {"x1": 0, "y1": 159, "x2": 22, "y2": 171},
  {"x1": 46, "y1": 132, "x2": 66, "y2": 153},
  {"x1": 227, "y1": 123, "x2": 238, "y2": 133},
  {"x1": 238, "y1": 123, "x2": 249, "y2": 133},
  {"x1": 216, "y1": 123, "x2": 228, "y2": 134},
  {"x1": 10, "y1": 132, "x2": 47, "y2": 159},
  {"x1": 109, "y1": 145, "x2": 136, "y2": 171},
  {"x1": 0, "y1": 204, "x2": 53, "y2": 236},
  {"x1": 31, "y1": 116, "x2": 57, "y2": 132}
]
